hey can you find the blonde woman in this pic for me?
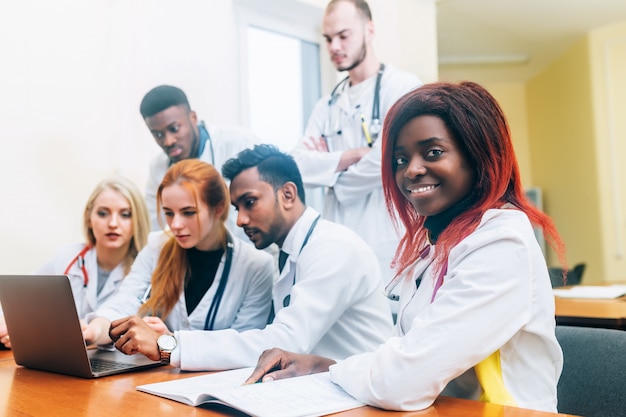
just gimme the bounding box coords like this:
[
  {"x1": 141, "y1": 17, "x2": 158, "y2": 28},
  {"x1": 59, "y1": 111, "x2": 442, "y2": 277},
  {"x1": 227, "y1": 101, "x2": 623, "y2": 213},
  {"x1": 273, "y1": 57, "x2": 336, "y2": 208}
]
[{"x1": 35, "y1": 177, "x2": 150, "y2": 319}]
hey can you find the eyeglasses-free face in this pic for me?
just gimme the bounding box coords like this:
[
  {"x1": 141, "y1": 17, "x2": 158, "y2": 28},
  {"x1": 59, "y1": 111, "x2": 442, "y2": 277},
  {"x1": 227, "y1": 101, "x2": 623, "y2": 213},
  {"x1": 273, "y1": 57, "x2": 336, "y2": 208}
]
[{"x1": 393, "y1": 115, "x2": 475, "y2": 217}]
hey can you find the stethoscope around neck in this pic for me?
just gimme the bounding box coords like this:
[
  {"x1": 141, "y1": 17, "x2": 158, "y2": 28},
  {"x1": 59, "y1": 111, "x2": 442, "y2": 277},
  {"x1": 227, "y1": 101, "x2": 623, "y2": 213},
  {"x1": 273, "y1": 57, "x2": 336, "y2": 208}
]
[
  {"x1": 281, "y1": 214, "x2": 321, "y2": 308},
  {"x1": 324, "y1": 63, "x2": 385, "y2": 145},
  {"x1": 138, "y1": 232, "x2": 234, "y2": 331},
  {"x1": 64, "y1": 245, "x2": 93, "y2": 288},
  {"x1": 384, "y1": 245, "x2": 448, "y2": 305},
  {"x1": 197, "y1": 121, "x2": 215, "y2": 165},
  {"x1": 384, "y1": 245, "x2": 434, "y2": 301}
]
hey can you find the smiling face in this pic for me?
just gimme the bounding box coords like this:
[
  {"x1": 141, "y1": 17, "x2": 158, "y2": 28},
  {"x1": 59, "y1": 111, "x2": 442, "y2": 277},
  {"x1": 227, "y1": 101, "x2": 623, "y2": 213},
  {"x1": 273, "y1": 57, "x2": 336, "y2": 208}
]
[
  {"x1": 393, "y1": 115, "x2": 475, "y2": 217},
  {"x1": 145, "y1": 105, "x2": 199, "y2": 163},
  {"x1": 160, "y1": 183, "x2": 222, "y2": 251},
  {"x1": 229, "y1": 167, "x2": 290, "y2": 250},
  {"x1": 89, "y1": 188, "x2": 134, "y2": 253}
]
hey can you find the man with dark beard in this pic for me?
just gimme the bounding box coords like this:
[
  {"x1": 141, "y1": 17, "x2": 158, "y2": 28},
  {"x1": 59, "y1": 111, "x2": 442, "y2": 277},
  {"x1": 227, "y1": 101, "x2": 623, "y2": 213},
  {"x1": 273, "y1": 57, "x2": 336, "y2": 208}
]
[{"x1": 291, "y1": 0, "x2": 421, "y2": 315}]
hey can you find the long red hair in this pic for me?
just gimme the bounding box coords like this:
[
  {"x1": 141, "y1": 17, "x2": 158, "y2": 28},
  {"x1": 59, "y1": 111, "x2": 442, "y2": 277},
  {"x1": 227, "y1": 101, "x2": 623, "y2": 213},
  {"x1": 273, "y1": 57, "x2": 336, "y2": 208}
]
[
  {"x1": 139, "y1": 159, "x2": 229, "y2": 318},
  {"x1": 381, "y1": 81, "x2": 566, "y2": 277}
]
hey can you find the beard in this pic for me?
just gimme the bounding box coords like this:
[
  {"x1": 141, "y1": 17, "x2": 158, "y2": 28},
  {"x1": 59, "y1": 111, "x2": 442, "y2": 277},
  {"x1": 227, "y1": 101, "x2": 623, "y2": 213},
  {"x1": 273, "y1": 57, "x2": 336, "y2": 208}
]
[
  {"x1": 336, "y1": 40, "x2": 367, "y2": 72},
  {"x1": 248, "y1": 198, "x2": 285, "y2": 250}
]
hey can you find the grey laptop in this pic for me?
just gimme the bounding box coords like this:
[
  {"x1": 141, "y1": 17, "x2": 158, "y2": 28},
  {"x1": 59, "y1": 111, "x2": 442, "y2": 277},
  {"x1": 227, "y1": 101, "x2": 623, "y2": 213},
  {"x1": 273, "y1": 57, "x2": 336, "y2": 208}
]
[{"x1": 0, "y1": 274, "x2": 163, "y2": 378}]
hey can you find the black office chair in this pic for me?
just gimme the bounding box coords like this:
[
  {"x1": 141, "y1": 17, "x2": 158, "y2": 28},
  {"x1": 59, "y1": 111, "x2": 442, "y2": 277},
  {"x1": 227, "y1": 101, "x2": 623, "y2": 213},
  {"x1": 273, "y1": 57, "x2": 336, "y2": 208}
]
[
  {"x1": 549, "y1": 262, "x2": 586, "y2": 288},
  {"x1": 555, "y1": 325, "x2": 626, "y2": 417}
]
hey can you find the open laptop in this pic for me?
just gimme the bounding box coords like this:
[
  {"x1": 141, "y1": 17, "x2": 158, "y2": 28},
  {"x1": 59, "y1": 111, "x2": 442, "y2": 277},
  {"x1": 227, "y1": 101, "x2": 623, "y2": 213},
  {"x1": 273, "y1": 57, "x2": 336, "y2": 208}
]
[{"x1": 0, "y1": 274, "x2": 163, "y2": 378}]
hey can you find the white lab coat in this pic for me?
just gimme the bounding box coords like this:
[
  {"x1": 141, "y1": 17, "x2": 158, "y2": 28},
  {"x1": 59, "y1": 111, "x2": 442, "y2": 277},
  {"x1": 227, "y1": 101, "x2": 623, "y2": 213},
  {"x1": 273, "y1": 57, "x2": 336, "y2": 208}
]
[
  {"x1": 170, "y1": 208, "x2": 395, "y2": 370},
  {"x1": 90, "y1": 231, "x2": 274, "y2": 332},
  {"x1": 145, "y1": 123, "x2": 258, "y2": 235},
  {"x1": 35, "y1": 243, "x2": 126, "y2": 319},
  {"x1": 292, "y1": 65, "x2": 421, "y2": 293},
  {"x1": 329, "y1": 209, "x2": 563, "y2": 413}
]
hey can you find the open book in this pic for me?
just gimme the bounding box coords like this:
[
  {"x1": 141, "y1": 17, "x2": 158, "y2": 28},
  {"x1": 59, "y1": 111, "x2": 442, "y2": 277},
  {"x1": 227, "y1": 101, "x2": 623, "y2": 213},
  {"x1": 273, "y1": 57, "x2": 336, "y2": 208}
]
[{"x1": 136, "y1": 367, "x2": 365, "y2": 417}]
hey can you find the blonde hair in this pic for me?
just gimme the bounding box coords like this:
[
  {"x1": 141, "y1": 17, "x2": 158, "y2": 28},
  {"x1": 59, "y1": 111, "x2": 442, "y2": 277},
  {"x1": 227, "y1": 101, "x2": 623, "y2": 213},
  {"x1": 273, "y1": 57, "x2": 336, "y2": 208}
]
[
  {"x1": 139, "y1": 159, "x2": 229, "y2": 318},
  {"x1": 83, "y1": 177, "x2": 150, "y2": 275}
]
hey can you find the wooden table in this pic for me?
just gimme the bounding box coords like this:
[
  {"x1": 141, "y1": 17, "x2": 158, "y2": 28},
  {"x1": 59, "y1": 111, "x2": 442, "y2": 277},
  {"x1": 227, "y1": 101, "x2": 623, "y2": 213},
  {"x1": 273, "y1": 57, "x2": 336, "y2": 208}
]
[
  {"x1": 0, "y1": 350, "x2": 576, "y2": 417},
  {"x1": 554, "y1": 293, "x2": 626, "y2": 330}
]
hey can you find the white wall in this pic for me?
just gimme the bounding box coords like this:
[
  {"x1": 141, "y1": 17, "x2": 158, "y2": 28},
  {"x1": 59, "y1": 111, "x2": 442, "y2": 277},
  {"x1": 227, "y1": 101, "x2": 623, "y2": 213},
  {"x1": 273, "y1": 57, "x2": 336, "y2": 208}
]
[
  {"x1": 0, "y1": 0, "x2": 437, "y2": 274},
  {"x1": 0, "y1": 0, "x2": 243, "y2": 273},
  {"x1": 372, "y1": 0, "x2": 438, "y2": 83}
]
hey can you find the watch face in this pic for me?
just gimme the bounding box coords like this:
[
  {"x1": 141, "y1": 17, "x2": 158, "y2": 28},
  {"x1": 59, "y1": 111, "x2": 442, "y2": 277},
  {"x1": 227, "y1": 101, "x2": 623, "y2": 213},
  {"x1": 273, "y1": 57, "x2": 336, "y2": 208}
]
[{"x1": 158, "y1": 334, "x2": 177, "y2": 350}]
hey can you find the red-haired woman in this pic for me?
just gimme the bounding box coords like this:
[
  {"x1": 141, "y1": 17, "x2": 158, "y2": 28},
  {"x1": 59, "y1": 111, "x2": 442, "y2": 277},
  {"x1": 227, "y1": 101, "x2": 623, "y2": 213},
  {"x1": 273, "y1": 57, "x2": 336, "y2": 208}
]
[
  {"x1": 245, "y1": 81, "x2": 566, "y2": 413},
  {"x1": 83, "y1": 159, "x2": 274, "y2": 354}
]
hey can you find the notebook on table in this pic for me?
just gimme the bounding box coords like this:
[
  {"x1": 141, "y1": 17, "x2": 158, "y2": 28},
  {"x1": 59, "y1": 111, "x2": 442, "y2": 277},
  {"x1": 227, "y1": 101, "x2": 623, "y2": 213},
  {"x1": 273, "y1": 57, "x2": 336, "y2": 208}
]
[{"x1": 0, "y1": 274, "x2": 163, "y2": 378}]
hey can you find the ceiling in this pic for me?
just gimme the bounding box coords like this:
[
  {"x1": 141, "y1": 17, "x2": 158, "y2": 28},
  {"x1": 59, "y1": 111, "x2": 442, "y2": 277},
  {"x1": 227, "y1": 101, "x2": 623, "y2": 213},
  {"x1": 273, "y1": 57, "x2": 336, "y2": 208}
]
[{"x1": 436, "y1": 0, "x2": 626, "y2": 84}]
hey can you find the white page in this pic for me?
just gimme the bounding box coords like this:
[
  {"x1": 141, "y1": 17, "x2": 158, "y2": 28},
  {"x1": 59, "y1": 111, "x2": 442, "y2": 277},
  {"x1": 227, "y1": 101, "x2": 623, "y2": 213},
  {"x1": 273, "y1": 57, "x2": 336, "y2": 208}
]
[
  {"x1": 137, "y1": 367, "x2": 253, "y2": 405},
  {"x1": 211, "y1": 372, "x2": 364, "y2": 417},
  {"x1": 553, "y1": 285, "x2": 626, "y2": 299},
  {"x1": 137, "y1": 368, "x2": 364, "y2": 417}
]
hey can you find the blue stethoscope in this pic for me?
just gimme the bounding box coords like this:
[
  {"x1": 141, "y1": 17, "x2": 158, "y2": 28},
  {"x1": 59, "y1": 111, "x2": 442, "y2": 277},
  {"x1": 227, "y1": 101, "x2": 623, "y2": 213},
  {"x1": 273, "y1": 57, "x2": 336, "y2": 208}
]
[
  {"x1": 196, "y1": 121, "x2": 215, "y2": 165},
  {"x1": 323, "y1": 63, "x2": 385, "y2": 149},
  {"x1": 139, "y1": 232, "x2": 234, "y2": 331}
]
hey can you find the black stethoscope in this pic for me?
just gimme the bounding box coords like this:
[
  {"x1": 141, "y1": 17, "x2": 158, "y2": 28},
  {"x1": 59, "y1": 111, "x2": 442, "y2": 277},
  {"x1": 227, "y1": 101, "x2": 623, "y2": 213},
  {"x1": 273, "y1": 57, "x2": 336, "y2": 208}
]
[
  {"x1": 384, "y1": 245, "x2": 449, "y2": 305},
  {"x1": 384, "y1": 245, "x2": 432, "y2": 301},
  {"x1": 139, "y1": 232, "x2": 234, "y2": 330},
  {"x1": 324, "y1": 63, "x2": 385, "y2": 148},
  {"x1": 64, "y1": 245, "x2": 93, "y2": 288},
  {"x1": 281, "y1": 215, "x2": 321, "y2": 308}
]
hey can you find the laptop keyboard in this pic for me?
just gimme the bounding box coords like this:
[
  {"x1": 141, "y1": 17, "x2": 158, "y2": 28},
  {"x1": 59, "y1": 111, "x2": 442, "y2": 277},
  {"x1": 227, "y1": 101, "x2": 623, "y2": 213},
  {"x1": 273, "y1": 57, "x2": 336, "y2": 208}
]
[{"x1": 89, "y1": 358, "x2": 137, "y2": 373}]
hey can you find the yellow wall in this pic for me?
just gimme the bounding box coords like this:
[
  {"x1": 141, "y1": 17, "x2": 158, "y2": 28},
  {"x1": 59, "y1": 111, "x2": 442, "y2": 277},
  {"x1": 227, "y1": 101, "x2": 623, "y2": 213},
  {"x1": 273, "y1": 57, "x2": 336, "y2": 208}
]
[
  {"x1": 527, "y1": 38, "x2": 604, "y2": 280},
  {"x1": 588, "y1": 22, "x2": 626, "y2": 281},
  {"x1": 523, "y1": 22, "x2": 626, "y2": 282},
  {"x1": 440, "y1": 18, "x2": 626, "y2": 283},
  {"x1": 484, "y1": 84, "x2": 532, "y2": 188},
  {"x1": 472, "y1": 23, "x2": 626, "y2": 283},
  {"x1": 439, "y1": 23, "x2": 626, "y2": 283}
]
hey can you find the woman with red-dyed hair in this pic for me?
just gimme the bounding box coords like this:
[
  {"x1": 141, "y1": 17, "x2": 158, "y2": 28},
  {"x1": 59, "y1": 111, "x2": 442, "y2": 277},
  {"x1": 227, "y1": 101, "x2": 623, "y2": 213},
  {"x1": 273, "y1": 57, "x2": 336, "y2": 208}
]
[{"x1": 245, "y1": 81, "x2": 566, "y2": 413}]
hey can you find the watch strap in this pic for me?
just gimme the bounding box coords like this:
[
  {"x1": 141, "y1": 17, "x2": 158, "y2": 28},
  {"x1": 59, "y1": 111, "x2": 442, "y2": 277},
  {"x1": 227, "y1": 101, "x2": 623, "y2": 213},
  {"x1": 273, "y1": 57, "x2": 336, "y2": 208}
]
[{"x1": 159, "y1": 349, "x2": 172, "y2": 365}]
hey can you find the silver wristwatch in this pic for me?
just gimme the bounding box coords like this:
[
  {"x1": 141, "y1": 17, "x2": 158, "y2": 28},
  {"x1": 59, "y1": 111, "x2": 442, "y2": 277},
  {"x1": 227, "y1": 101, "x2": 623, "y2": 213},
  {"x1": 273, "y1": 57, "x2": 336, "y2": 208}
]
[{"x1": 156, "y1": 334, "x2": 177, "y2": 364}]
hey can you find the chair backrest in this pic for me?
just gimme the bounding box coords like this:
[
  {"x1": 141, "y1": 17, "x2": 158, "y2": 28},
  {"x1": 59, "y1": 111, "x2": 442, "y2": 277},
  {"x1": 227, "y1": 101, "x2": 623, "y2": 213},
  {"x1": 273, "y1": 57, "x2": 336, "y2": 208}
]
[
  {"x1": 549, "y1": 262, "x2": 586, "y2": 288},
  {"x1": 555, "y1": 325, "x2": 626, "y2": 417},
  {"x1": 571, "y1": 263, "x2": 586, "y2": 284}
]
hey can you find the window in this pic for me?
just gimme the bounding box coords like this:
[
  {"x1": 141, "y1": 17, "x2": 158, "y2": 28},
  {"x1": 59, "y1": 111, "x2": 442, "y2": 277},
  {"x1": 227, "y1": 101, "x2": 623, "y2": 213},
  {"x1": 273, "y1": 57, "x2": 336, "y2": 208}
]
[
  {"x1": 236, "y1": 0, "x2": 328, "y2": 210},
  {"x1": 246, "y1": 26, "x2": 321, "y2": 152}
]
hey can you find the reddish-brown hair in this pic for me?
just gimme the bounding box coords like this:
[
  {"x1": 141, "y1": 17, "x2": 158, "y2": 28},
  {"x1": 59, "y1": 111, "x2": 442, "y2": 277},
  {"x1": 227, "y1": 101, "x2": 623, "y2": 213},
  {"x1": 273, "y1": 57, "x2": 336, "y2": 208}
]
[
  {"x1": 381, "y1": 81, "x2": 566, "y2": 277},
  {"x1": 139, "y1": 159, "x2": 229, "y2": 318}
]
